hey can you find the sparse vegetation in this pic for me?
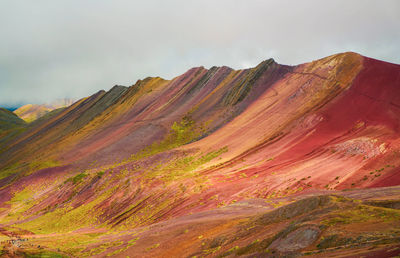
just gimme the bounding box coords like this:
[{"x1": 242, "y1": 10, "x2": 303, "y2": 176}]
[
  {"x1": 96, "y1": 170, "x2": 105, "y2": 178},
  {"x1": 129, "y1": 114, "x2": 210, "y2": 161},
  {"x1": 65, "y1": 172, "x2": 88, "y2": 184}
]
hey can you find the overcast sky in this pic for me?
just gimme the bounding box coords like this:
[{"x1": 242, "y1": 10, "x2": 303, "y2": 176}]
[{"x1": 0, "y1": 0, "x2": 399, "y2": 108}]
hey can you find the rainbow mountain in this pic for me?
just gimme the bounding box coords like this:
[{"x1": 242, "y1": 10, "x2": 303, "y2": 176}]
[{"x1": 1, "y1": 52, "x2": 400, "y2": 257}]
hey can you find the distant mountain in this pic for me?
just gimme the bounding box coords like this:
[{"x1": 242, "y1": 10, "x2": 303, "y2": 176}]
[
  {"x1": 0, "y1": 52, "x2": 400, "y2": 257},
  {"x1": 14, "y1": 98, "x2": 74, "y2": 123}
]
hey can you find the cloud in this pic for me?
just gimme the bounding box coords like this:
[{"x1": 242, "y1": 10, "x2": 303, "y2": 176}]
[{"x1": 0, "y1": 0, "x2": 399, "y2": 107}]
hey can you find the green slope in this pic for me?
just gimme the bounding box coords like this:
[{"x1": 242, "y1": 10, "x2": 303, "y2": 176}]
[
  {"x1": 0, "y1": 108, "x2": 26, "y2": 131},
  {"x1": 0, "y1": 107, "x2": 27, "y2": 153}
]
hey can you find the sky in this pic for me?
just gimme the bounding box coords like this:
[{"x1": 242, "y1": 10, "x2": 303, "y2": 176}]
[{"x1": 0, "y1": 0, "x2": 399, "y2": 108}]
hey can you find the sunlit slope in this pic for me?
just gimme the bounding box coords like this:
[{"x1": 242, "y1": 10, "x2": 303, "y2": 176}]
[{"x1": 182, "y1": 52, "x2": 400, "y2": 194}]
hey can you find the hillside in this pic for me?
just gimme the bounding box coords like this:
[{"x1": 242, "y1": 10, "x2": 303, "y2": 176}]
[
  {"x1": 0, "y1": 52, "x2": 400, "y2": 257},
  {"x1": 0, "y1": 108, "x2": 27, "y2": 152},
  {"x1": 0, "y1": 108, "x2": 26, "y2": 132}
]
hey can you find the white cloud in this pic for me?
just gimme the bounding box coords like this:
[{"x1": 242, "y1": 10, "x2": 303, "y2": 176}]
[{"x1": 0, "y1": 0, "x2": 399, "y2": 107}]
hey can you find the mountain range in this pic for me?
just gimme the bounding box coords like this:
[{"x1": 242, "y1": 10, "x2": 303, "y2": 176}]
[{"x1": 0, "y1": 52, "x2": 400, "y2": 257}]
